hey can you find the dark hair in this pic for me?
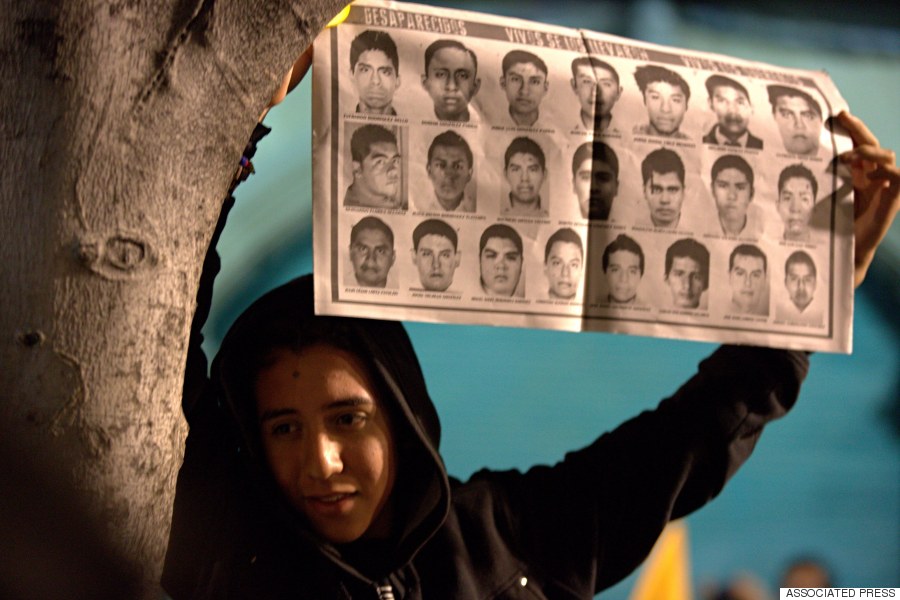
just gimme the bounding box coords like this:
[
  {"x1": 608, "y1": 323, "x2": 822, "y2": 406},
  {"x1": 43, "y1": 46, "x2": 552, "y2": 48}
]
[
  {"x1": 778, "y1": 163, "x2": 818, "y2": 198},
  {"x1": 705, "y1": 74, "x2": 749, "y2": 101},
  {"x1": 570, "y1": 56, "x2": 619, "y2": 84},
  {"x1": 571, "y1": 141, "x2": 619, "y2": 179},
  {"x1": 544, "y1": 228, "x2": 583, "y2": 263},
  {"x1": 602, "y1": 234, "x2": 644, "y2": 275},
  {"x1": 412, "y1": 219, "x2": 458, "y2": 251},
  {"x1": 729, "y1": 243, "x2": 767, "y2": 272},
  {"x1": 349, "y1": 30, "x2": 399, "y2": 72},
  {"x1": 785, "y1": 250, "x2": 817, "y2": 279},
  {"x1": 350, "y1": 216, "x2": 394, "y2": 247},
  {"x1": 427, "y1": 130, "x2": 473, "y2": 167},
  {"x1": 424, "y1": 39, "x2": 477, "y2": 74},
  {"x1": 501, "y1": 49, "x2": 547, "y2": 77},
  {"x1": 665, "y1": 238, "x2": 710, "y2": 289},
  {"x1": 641, "y1": 148, "x2": 685, "y2": 186},
  {"x1": 634, "y1": 65, "x2": 690, "y2": 102},
  {"x1": 711, "y1": 154, "x2": 754, "y2": 191},
  {"x1": 767, "y1": 85, "x2": 822, "y2": 119},
  {"x1": 479, "y1": 223, "x2": 522, "y2": 255},
  {"x1": 504, "y1": 136, "x2": 545, "y2": 170},
  {"x1": 350, "y1": 124, "x2": 397, "y2": 163}
]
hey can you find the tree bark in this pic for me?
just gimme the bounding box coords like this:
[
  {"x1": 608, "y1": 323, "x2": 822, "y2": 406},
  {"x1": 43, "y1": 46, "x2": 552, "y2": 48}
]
[{"x1": 0, "y1": 0, "x2": 345, "y2": 585}]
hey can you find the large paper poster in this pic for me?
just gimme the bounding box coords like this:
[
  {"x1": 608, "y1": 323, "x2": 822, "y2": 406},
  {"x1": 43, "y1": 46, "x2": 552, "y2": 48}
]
[{"x1": 312, "y1": 0, "x2": 856, "y2": 353}]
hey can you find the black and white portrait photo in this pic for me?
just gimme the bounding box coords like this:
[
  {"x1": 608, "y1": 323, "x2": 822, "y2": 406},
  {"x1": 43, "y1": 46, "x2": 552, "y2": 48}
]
[
  {"x1": 348, "y1": 216, "x2": 397, "y2": 288},
  {"x1": 602, "y1": 234, "x2": 645, "y2": 305},
  {"x1": 502, "y1": 137, "x2": 548, "y2": 217},
  {"x1": 348, "y1": 30, "x2": 401, "y2": 116},
  {"x1": 709, "y1": 154, "x2": 763, "y2": 238},
  {"x1": 421, "y1": 39, "x2": 481, "y2": 122},
  {"x1": 663, "y1": 238, "x2": 709, "y2": 310},
  {"x1": 344, "y1": 124, "x2": 405, "y2": 210},
  {"x1": 410, "y1": 219, "x2": 461, "y2": 292},
  {"x1": 639, "y1": 148, "x2": 686, "y2": 229},
  {"x1": 633, "y1": 65, "x2": 691, "y2": 139},
  {"x1": 703, "y1": 75, "x2": 762, "y2": 149},
  {"x1": 571, "y1": 141, "x2": 619, "y2": 221},
  {"x1": 500, "y1": 50, "x2": 549, "y2": 128},
  {"x1": 767, "y1": 85, "x2": 823, "y2": 156},
  {"x1": 776, "y1": 250, "x2": 822, "y2": 325},
  {"x1": 569, "y1": 56, "x2": 622, "y2": 133},
  {"x1": 727, "y1": 243, "x2": 769, "y2": 316},
  {"x1": 479, "y1": 223, "x2": 524, "y2": 297},
  {"x1": 776, "y1": 163, "x2": 818, "y2": 242},
  {"x1": 420, "y1": 130, "x2": 475, "y2": 213},
  {"x1": 543, "y1": 228, "x2": 583, "y2": 300}
]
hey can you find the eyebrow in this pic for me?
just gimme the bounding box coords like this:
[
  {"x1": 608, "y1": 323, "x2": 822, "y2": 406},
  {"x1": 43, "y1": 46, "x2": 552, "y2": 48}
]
[{"x1": 258, "y1": 397, "x2": 374, "y2": 424}]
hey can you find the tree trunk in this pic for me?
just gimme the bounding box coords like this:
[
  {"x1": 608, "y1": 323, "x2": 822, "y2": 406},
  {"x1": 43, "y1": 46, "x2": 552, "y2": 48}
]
[{"x1": 0, "y1": 0, "x2": 345, "y2": 585}]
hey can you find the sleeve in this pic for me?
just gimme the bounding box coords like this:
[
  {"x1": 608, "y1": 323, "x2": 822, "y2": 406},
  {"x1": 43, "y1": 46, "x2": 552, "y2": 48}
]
[
  {"x1": 161, "y1": 124, "x2": 271, "y2": 600},
  {"x1": 474, "y1": 345, "x2": 809, "y2": 597}
]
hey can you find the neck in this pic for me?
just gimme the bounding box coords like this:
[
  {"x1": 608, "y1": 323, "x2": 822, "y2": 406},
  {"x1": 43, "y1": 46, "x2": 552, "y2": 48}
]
[{"x1": 510, "y1": 106, "x2": 538, "y2": 127}]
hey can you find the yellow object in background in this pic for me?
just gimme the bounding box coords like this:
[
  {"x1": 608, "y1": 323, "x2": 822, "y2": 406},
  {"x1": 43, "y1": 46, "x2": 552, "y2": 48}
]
[
  {"x1": 629, "y1": 521, "x2": 693, "y2": 600},
  {"x1": 326, "y1": 4, "x2": 352, "y2": 28}
]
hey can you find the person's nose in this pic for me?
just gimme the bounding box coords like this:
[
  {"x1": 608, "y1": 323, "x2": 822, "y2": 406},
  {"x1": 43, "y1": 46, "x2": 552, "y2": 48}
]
[
  {"x1": 445, "y1": 75, "x2": 458, "y2": 91},
  {"x1": 727, "y1": 186, "x2": 737, "y2": 202},
  {"x1": 561, "y1": 263, "x2": 571, "y2": 278},
  {"x1": 305, "y1": 431, "x2": 343, "y2": 480},
  {"x1": 660, "y1": 98, "x2": 671, "y2": 113},
  {"x1": 371, "y1": 69, "x2": 382, "y2": 87}
]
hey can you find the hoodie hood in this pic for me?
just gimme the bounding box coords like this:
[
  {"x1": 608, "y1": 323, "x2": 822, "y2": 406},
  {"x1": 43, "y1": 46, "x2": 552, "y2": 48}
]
[{"x1": 211, "y1": 274, "x2": 450, "y2": 580}]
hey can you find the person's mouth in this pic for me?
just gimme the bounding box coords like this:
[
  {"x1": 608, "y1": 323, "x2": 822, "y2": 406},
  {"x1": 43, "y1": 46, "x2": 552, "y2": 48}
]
[{"x1": 304, "y1": 492, "x2": 359, "y2": 514}]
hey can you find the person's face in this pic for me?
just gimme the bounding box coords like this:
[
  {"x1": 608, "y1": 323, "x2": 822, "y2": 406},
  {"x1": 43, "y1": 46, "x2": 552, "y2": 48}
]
[
  {"x1": 573, "y1": 158, "x2": 618, "y2": 220},
  {"x1": 773, "y1": 96, "x2": 822, "y2": 155},
  {"x1": 411, "y1": 234, "x2": 460, "y2": 292},
  {"x1": 501, "y1": 62, "x2": 548, "y2": 117},
  {"x1": 421, "y1": 47, "x2": 480, "y2": 121},
  {"x1": 643, "y1": 171, "x2": 684, "y2": 227},
  {"x1": 729, "y1": 254, "x2": 766, "y2": 312},
  {"x1": 571, "y1": 64, "x2": 621, "y2": 118},
  {"x1": 785, "y1": 261, "x2": 816, "y2": 310},
  {"x1": 544, "y1": 241, "x2": 583, "y2": 299},
  {"x1": 605, "y1": 249, "x2": 642, "y2": 303},
  {"x1": 505, "y1": 152, "x2": 545, "y2": 204},
  {"x1": 354, "y1": 141, "x2": 401, "y2": 202},
  {"x1": 256, "y1": 345, "x2": 396, "y2": 544},
  {"x1": 777, "y1": 176, "x2": 815, "y2": 239},
  {"x1": 351, "y1": 50, "x2": 400, "y2": 112},
  {"x1": 480, "y1": 237, "x2": 522, "y2": 296},
  {"x1": 712, "y1": 167, "x2": 753, "y2": 223},
  {"x1": 644, "y1": 81, "x2": 687, "y2": 134},
  {"x1": 708, "y1": 85, "x2": 751, "y2": 137},
  {"x1": 427, "y1": 145, "x2": 472, "y2": 204},
  {"x1": 666, "y1": 256, "x2": 704, "y2": 308},
  {"x1": 350, "y1": 228, "x2": 395, "y2": 287}
]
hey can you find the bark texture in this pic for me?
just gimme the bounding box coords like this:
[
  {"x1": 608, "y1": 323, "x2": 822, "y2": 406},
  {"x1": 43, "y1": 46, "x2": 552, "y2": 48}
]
[{"x1": 0, "y1": 0, "x2": 345, "y2": 585}]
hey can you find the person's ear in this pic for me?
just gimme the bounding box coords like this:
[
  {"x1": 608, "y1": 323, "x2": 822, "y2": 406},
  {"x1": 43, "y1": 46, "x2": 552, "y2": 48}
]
[
  {"x1": 471, "y1": 77, "x2": 481, "y2": 98},
  {"x1": 410, "y1": 248, "x2": 417, "y2": 264}
]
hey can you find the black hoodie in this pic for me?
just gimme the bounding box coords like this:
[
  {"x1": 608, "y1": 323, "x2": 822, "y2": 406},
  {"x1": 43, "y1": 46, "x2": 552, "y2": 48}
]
[{"x1": 164, "y1": 271, "x2": 809, "y2": 599}]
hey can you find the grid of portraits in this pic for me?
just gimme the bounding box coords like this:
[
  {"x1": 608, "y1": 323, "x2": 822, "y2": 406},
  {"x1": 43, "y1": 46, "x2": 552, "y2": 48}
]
[{"x1": 330, "y1": 22, "x2": 839, "y2": 335}]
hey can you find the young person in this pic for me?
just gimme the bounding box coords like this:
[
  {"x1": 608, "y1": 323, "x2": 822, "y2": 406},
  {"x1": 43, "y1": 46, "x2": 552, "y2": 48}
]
[{"x1": 162, "y1": 55, "x2": 899, "y2": 599}]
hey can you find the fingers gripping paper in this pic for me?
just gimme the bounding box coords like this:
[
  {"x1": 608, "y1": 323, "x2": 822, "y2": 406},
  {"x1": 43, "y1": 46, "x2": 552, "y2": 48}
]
[{"x1": 312, "y1": 0, "x2": 855, "y2": 353}]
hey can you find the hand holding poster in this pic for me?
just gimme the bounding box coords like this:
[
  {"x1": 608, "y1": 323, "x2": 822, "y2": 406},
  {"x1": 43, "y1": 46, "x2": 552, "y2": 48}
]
[{"x1": 312, "y1": 0, "x2": 856, "y2": 353}]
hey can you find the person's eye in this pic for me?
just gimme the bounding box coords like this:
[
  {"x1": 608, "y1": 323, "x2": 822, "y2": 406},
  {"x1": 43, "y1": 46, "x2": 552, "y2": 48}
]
[
  {"x1": 456, "y1": 71, "x2": 470, "y2": 81},
  {"x1": 335, "y1": 412, "x2": 368, "y2": 429},
  {"x1": 270, "y1": 421, "x2": 299, "y2": 436}
]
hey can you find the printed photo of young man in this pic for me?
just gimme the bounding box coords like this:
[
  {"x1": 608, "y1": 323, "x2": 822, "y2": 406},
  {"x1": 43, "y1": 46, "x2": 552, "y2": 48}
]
[
  {"x1": 543, "y1": 228, "x2": 583, "y2": 300},
  {"x1": 767, "y1": 85, "x2": 823, "y2": 156},
  {"x1": 421, "y1": 39, "x2": 481, "y2": 122},
  {"x1": 500, "y1": 50, "x2": 549, "y2": 128},
  {"x1": 410, "y1": 219, "x2": 461, "y2": 293},
  {"x1": 727, "y1": 244, "x2": 769, "y2": 316},
  {"x1": 420, "y1": 131, "x2": 475, "y2": 213},
  {"x1": 348, "y1": 30, "x2": 401, "y2": 116},
  {"x1": 348, "y1": 216, "x2": 396, "y2": 288},
  {"x1": 639, "y1": 148, "x2": 686, "y2": 229},
  {"x1": 344, "y1": 124, "x2": 404, "y2": 209},
  {"x1": 633, "y1": 65, "x2": 691, "y2": 139},
  {"x1": 478, "y1": 224, "x2": 524, "y2": 297},
  {"x1": 776, "y1": 250, "x2": 822, "y2": 325},
  {"x1": 709, "y1": 155, "x2": 762, "y2": 238},
  {"x1": 703, "y1": 75, "x2": 762, "y2": 149},
  {"x1": 502, "y1": 137, "x2": 548, "y2": 217},
  {"x1": 602, "y1": 234, "x2": 645, "y2": 305},
  {"x1": 776, "y1": 163, "x2": 818, "y2": 242},
  {"x1": 663, "y1": 238, "x2": 709, "y2": 310},
  {"x1": 569, "y1": 57, "x2": 622, "y2": 133},
  {"x1": 571, "y1": 141, "x2": 619, "y2": 221}
]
